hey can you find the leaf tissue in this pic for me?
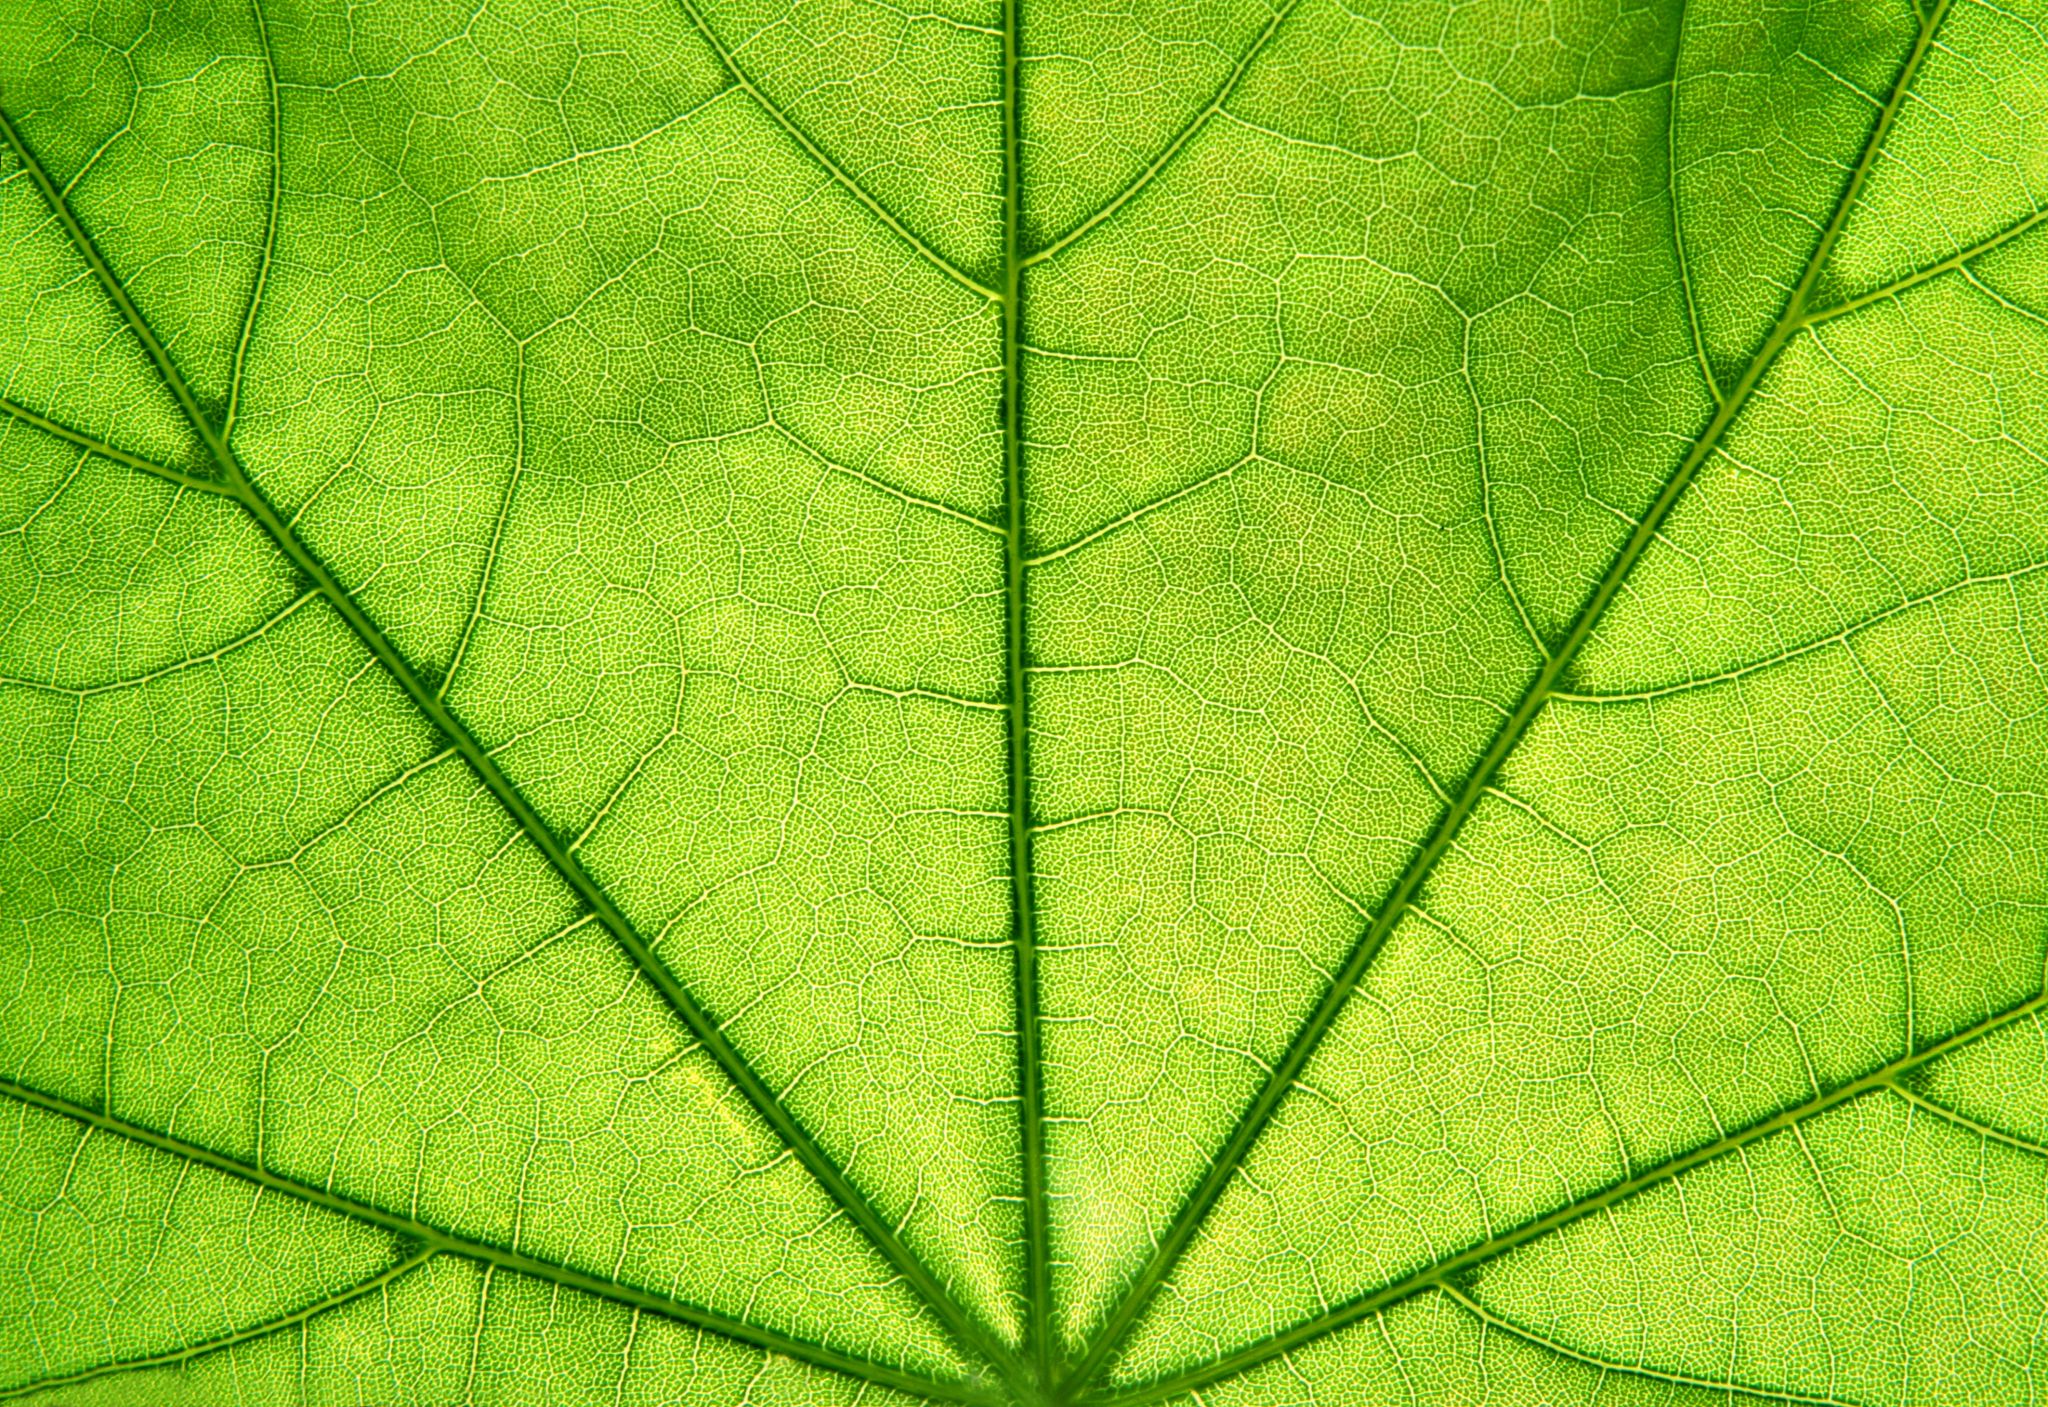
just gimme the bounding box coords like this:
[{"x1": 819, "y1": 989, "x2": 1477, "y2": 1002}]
[{"x1": 2, "y1": 0, "x2": 2047, "y2": 1401}]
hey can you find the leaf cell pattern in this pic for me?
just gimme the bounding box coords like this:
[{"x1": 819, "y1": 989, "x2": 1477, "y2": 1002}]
[{"x1": 1, "y1": 0, "x2": 2046, "y2": 1402}]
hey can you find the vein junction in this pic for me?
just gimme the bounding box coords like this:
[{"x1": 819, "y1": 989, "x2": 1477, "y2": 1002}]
[{"x1": 2, "y1": 0, "x2": 2046, "y2": 1398}]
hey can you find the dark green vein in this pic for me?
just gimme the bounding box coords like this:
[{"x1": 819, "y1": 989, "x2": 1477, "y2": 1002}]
[
  {"x1": 221, "y1": 0, "x2": 280, "y2": 439},
  {"x1": 999, "y1": 0, "x2": 1053, "y2": 1388},
  {"x1": 1801, "y1": 201, "x2": 2048, "y2": 328},
  {"x1": 0, "y1": 1077, "x2": 1002, "y2": 1406},
  {"x1": 666, "y1": 0, "x2": 1000, "y2": 302},
  {"x1": 1054, "y1": 1, "x2": 1954, "y2": 1395},
  {"x1": 1435, "y1": 1284, "x2": 1853, "y2": 1407},
  {"x1": 0, "y1": 117, "x2": 225, "y2": 469},
  {"x1": 0, "y1": 396, "x2": 236, "y2": 497},
  {"x1": 1664, "y1": 0, "x2": 1722, "y2": 407},
  {"x1": 0, "y1": 1249, "x2": 438, "y2": 1402},
  {"x1": 0, "y1": 100, "x2": 1031, "y2": 1403},
  {"x1": 1019, "y1": 0, "x2": 1298, "y2": 268},
  {"x1": 1078, "y1": 987, "x2": 2048, "y2": 1407}
]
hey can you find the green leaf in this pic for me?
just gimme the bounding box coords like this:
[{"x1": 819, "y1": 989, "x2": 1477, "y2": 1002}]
[{"x1": 1, "y1": 0, "x2": 2045, "y2": 1402}]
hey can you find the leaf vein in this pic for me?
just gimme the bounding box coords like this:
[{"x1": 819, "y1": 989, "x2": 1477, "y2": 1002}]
[
  {"x1": 0, "y1": 1078, "x2": 999, "y2": 1406},
  {"x1": 220, "y1": 0, "x2": 281, "y2": 439},
  {"x1": 0, "y1": 97, "x2": 1030, "y2": 1400},
  {"x1": 667, "y1": 0, "x2": 1000, "y2": 301},
  {"x1": 1550, "y1": 558, "x2": 2048, "y2": 704},
  {"x1": 1438, "y1": 1283, "x2": 1859, "y2": 1407},
  {"x1": 1020, "y1": 0, "x2": 1298, "y2": 269},
  {"x1": 0, "y1": 585, "x2": 320, "y2": 698},
  {"x1": 1000, "y1": 0, "x2": 1057, "y2": 1379},
  {"x1": 1081, "y1": 986, "x2": 2048, "y2": 1406},
  {"x1": 0, "y1": 396, "x2": 234, "y2": 497},
  {"x1": 0, "y1": 1248, "x2": 439, "y2": 1402},
  {"x1": 1891, "y1": 1082, "x2": 2048, "y2": 1157},
  {"x1": 1055, "y1": 1, "x2": 1958, "y2": 1393}
]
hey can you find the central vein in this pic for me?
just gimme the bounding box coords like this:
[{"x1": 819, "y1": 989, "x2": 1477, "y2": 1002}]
[{"x1": 998, "y1": 0, "x2": 1056, "y2": 1390}]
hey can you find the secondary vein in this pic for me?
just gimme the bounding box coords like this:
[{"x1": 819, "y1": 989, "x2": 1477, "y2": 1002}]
[
  {"x1": 0, "y1": 396, "x2": 236, "y2": 497},
  {"x1": 0, "y1": 1249, "x2": 438, "y2": 1401},
  {"x1": 1081, "y1": 985, "x2": 2048, "y2": 1406},
  {"x1": 1053, "y1": 0, "x2": 1956, "y2": 1394},
  {"x1": 1434, "y1": 1283, "x2": 1858, "y2": 1407},
  {"x1": 0, "y1": 1077, "x2": 1003, "y2": 1406},
  {"x1": 0, "y1": 99, "x2": 1029, "y2": 1402},
  {"x1": 1020, "y1": 0, "x2": 1298, "y2": 269},
  {"x1": 668, "y1": 0, "x2": 1001, "y2": 302}
]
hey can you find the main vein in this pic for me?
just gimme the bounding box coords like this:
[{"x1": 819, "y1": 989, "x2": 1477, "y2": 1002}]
[
  {"x1": 1081, "y1": 986, "x2": 2048, "y2": 1406},
  {"x1": 0, "y1": 1077, "x2": 1003, "y2": 1406},
  {"x1": 0, "y1": 102, "x2": 1030, "y2": 1401},
  {"x1": 998, "y1": 0, "x2": 1055, "y2": 1386},
  {"x1": 1054, "y1": 0, "x2": 1954, "y2": 1394}
]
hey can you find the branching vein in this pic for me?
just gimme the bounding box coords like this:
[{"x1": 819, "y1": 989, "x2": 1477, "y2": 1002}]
[
  {"x1": 1082, "y1": 986, "x2": 2048, "y2": 1406},
  {"x1": 667, "y1": 0, "x2": 1002, "y2": 302},
  {"x1": 1054, "y1": 1, "x2": 1958, "y2": 1393},
  {"x1": 0, "y1": 1248, "x2": 439, "y2": 1402},
  {"x1": 0, "y1": 98, "x2": 1031, "y2": 1405},
  {"x1": 0, "y1": 1078, "x2": 1003, "y2": 1406}
]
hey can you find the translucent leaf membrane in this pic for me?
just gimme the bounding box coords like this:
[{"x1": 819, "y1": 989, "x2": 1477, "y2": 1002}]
[
  {"x1": 1472, "y1": 1092, "x2": 2048, "y2": 1403},
  {"x1": 1819, "y1": 0, "x2": 2048, "y2": 302},
  {"x1": 1017, "y1": 0, "x2": 1277, "y2": 251},
  {"x1": 1914, "y1": 1009, "x2": 2048, "y2": 1143},
  {"x1": 0, "y1": 0, "x2": 272, "y2": 417},
  {"x1": 1116, "y1": 172, "x2": 2048, "y2": 1407},
  {"x1": 687, "y1": 0, "x2": 1005, "y2": 283},
  {"x1": 1182, "y1": 1290, "x2": 1808, "y2": 1407},
  {"x1": 10, "y1": 1255, "x2": 939, "y2": 1407},
  {"x1": 0, "y1": 457, "x2": 963, "y2": 1373},
  {"x1": 0, "y1": 145, "x2": 205, "y2": 476},
  {"x1": 1671, "y1": 0, "x2": 1919, "y2": 380},
  {"x1": 4, "y1": 0, "x2": 2048, "y2": 1398},
  {"x1": 1025, "y1": 0, "x2": 1709, "y2": 1350},
  {"x1": 0, "y1": 1100, "x2": 403, "y2": 1396}
]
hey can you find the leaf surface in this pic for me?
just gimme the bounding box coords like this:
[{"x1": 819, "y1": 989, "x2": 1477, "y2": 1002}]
[{"x1": 1, "y1": 0, "x2": 2046, "y2": 1402}]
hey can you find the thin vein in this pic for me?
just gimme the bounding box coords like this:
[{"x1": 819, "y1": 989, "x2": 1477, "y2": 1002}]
[
  {"x1": 0, "y1": 111, "x2": 229, "y2": 471},
  {"x1": 668, "y1": 0, "x2": 1000, "y2": 302},
  {"x1": 1551, "y1": 558, "x2": 2048, "y2": 704},
  {"x1": 844, "y1": 679, "x2": 1008, "y2": 713},
  {"x1": 0, "y1": 586, "x2": 320, "y2": 697},
  {"x1": 1467, "y1": 316, "x2": 1549, "y2": 660},
  {"x1": 1081, "y1": 986, "x2": 2048, "y2": 1406},
  {"x1": 0, "y1": 1249, "x2": 438, "y2": 1401},
  {"x1": 222, "y1": 0, "x2": 281, "y2": 439},
  {"x1": 1665, "y1": 0, "x2": 1723, "y2": 407},
  {"x1": 1026, "y1": 457, "x2": 1250, "y2": 566},
  {"x1": 1437, "y1": 1284, "x2": 1855, "y2": 1407},
  {"x1": 0, "y1": 100, "x2": 1030, "y2": 1399},
  {"x1": 440, "y1": 344, "x2": 525, "y2": 702},
  {"x1": 774, "y1": 418, "x2": 1006, "y2": 535},
  {"x1": 0, "y1": 1078, "x2": 1003, "y2": 1406},
  {"x1": 1021, "y1": 0, "x2": 1298, "y2": 268},
  {"x1": 1055, "y1": 3, "x2": 1956, "y2": 1394}
]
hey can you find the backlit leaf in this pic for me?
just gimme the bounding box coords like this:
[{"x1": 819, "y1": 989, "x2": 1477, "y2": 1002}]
[{"x1": 2, "y1": 0, "x2": 2045, "y2": 1402}]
